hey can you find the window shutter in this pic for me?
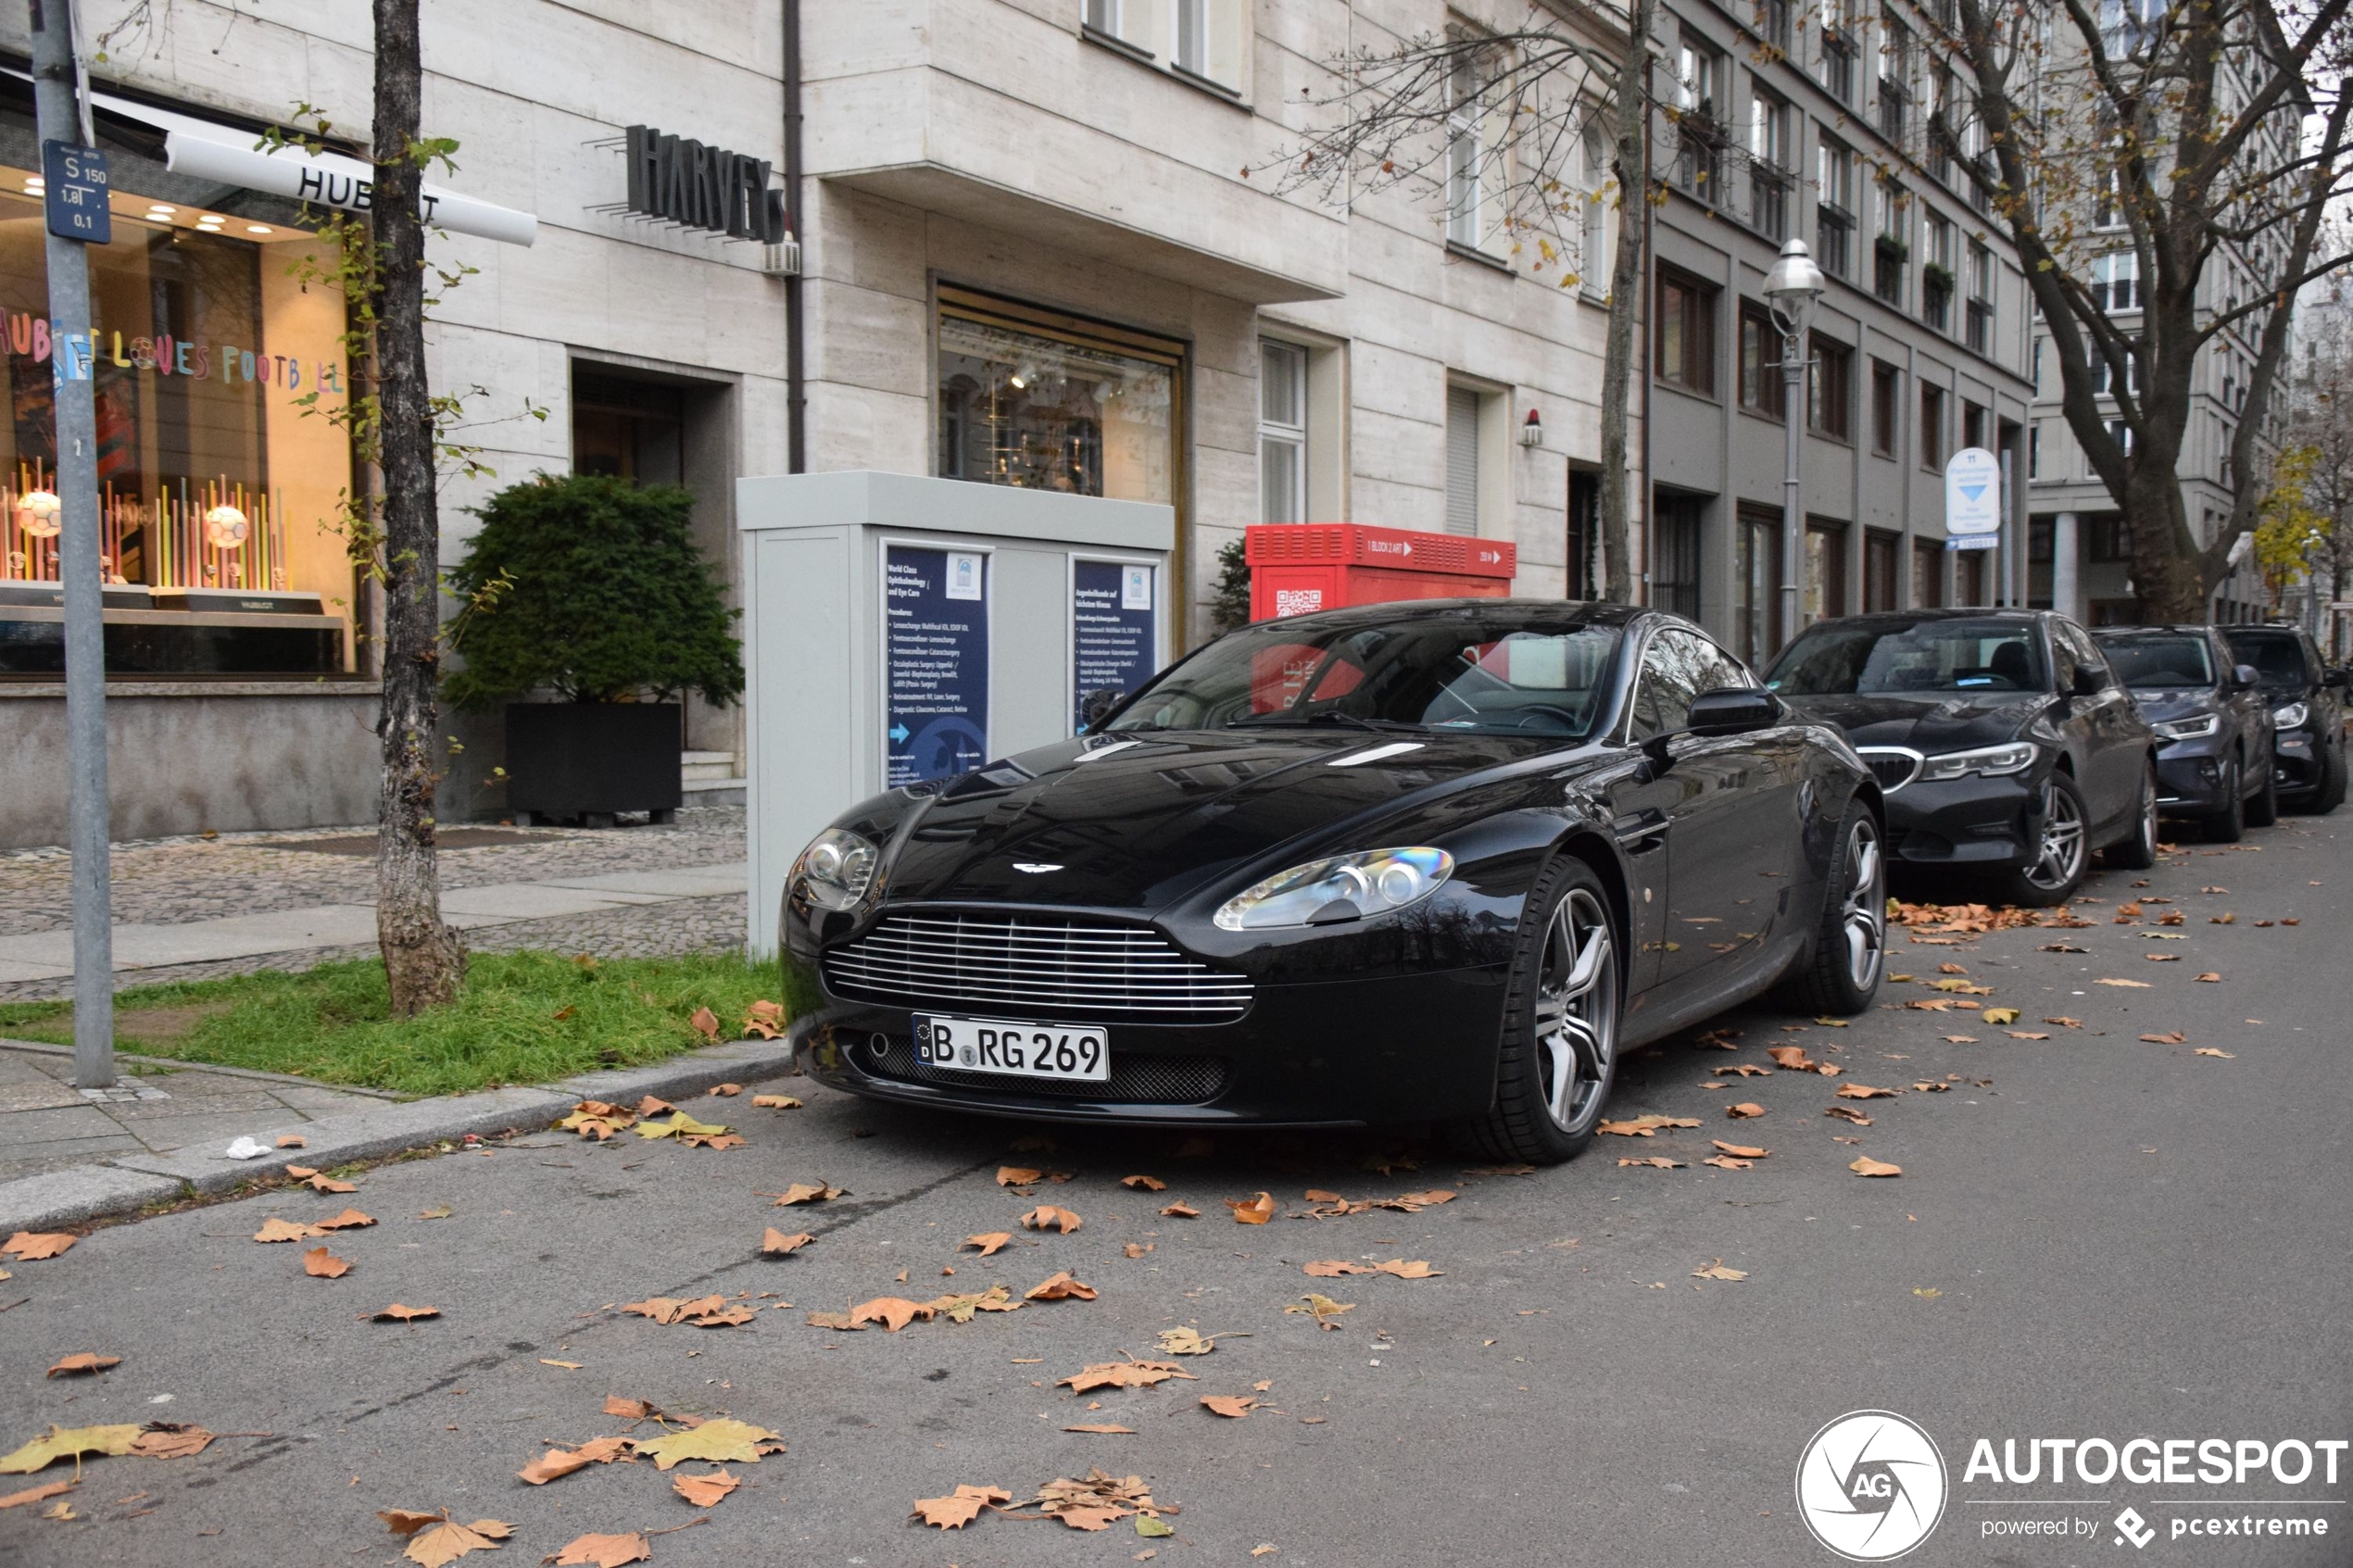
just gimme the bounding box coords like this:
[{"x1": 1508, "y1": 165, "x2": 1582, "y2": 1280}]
[{"x1": 1445, "y1": 386, "x2": 1481, "y2": 536}]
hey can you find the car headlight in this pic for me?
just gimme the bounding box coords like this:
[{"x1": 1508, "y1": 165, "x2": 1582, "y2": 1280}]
[
  {"x1": 2151, "y1": 714, "x2": 2221, "y2": 742},
  {"x1": 2273, "y1": 701, "x2": 2310, "y2": 731},
  {"x1": 1213, "y1": 847, "x2": 1453, "y2": 931},
  {"x1": 792, "y1": 827, "x2": 879, "y2": 910},
  {"x1": 1919, "y1": 741, "x2": 2039, "y2": 781}
]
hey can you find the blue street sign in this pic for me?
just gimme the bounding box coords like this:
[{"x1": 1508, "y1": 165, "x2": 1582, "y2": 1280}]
[{"x1": 42, "y1": 141, "x2": 111, "y2": 245}]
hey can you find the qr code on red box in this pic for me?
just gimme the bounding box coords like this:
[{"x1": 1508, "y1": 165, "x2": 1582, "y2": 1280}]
[{"x1": 1275, "y1": 589, "x2": 1323, "y2": 617}]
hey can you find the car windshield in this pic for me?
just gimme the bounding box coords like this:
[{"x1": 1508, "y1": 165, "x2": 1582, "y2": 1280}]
[
  {"x1": 2099, "y1": 633, "x2": 2214, "y2": 688},
  {"x1": 1765, "y1": 619, "x2": 2047, "y2": 695},
  {"x1": 1107, "y1": 614, "x2": 1624, "y2": 738},
  {"x1": 2222, "y1": 629, "x2": 2307, "y2": 684}
]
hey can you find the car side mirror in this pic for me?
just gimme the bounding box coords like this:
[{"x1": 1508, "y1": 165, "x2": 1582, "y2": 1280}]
[
  {"x1": 2326, "y1": 668, "x2": 2348, "y2": 689},
  {"x1": 1078, "y1": 687, "x2": 1126, "y2": 732},
  {"x1": 2070, "y1": 665, "x2": 2107, "y2": 696},
  {"x1": 2231, "y1": 664, "x2": 2260, "y2": 691},
  {"x1": 1688, "y1": 687, "x2": 1783, "y2": 734}
]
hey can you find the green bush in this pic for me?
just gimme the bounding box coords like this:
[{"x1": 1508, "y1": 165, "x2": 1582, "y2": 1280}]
[{"x1": 444, "y1": 473, "x2": 744, "y2": 709}]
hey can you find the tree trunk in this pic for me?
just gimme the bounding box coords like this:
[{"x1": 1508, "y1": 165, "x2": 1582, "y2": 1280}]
[
  {"x1": 2125, "y1": 459, "x2": 2207, "y2": 622},
  {"x1": 1595, "y1": 0, "x2": 1652, "y2": 606},
  {"x1": 372, "y1": 0, "x2": 464, "y2": 1015}
]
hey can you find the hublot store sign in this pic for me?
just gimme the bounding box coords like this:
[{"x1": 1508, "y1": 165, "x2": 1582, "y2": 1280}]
[{"x1": 624, "y1": 125, "x2": 786, "y2": 243}]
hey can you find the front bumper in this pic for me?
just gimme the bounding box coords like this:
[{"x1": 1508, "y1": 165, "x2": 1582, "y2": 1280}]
[
  {"x1": 785, "y1": 956, "x2": 1511, "y2": 1127},
  {"x1": 2271, "y1": 727, "x2": 2326, "y2": 797},
  {"x1": 1881, "y1": 773, "x2": 2042, "y2": 867},
  {"x1": 2155, "y1": 744, "x2": 2236, "y2": 814}
]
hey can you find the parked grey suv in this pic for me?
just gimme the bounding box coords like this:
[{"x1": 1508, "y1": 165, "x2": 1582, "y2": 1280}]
[
  {"x1": 2221, "y1": 622, "x2": 2347, "y2": 813},
  {"x1": 2093, "y1": 625, "x2": 2277, "y2": 843}
]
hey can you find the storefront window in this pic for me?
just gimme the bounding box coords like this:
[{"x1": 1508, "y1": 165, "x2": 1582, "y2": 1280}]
[
  {"x1": 0, "y1": 159, "x2": 352, "y2": 674},
  {"x1": 936, "y1": 288, "x2": 1178, "y2": 504}
]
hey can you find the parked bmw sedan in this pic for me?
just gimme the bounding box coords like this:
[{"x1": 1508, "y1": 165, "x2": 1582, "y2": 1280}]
[
  {"x1": 782, "y1": 601, "x2": 1885, "y2": 1164},
  {"x1": 2222, "y1": 621, "x2": 2347, "y2": 813},
  {"x1": 2092, "y1": 624, "x2": 2276, "y2": 842},
  {"x1": 1762, "y1": 609, "x2": 2157, "y2": 906}
]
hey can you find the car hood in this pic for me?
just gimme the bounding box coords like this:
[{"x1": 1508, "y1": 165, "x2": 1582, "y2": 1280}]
[
  {"x1": 2128, "y1": 686, "x2": 2221, "y2": 722},
  {"x1": 872, "y1": 730, "x2": 1550, "y2": 912},
  {"x1": 1772, "y1": 690, "x2": 2047, "y2": 752}
]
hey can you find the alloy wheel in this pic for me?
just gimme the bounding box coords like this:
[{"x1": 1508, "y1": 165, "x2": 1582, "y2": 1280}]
[
  {"x1": 1840, "y1": 816, "x2": 1886, "y2": 992},
  {"x1": 1532, "y1": 887, "x2": 1617, "y2": 1134},
  {"x1": 2024, "y1": 779, "x2": 2086, "y2": 891}
]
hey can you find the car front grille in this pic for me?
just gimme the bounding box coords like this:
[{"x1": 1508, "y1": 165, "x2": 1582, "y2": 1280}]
[
  {"x1": 1856, "y1": 746, "x2": 1923, "y2": 793},
  {"x1": 858, "y1": 1032, "x2": 1230, "y2": 1104},
  {"x1": 820, "y1": 911, "x2": 1252, "y2": 1020}
]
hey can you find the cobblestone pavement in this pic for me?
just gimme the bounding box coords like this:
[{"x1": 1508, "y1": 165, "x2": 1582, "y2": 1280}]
[{"x1": 0, "y1": 807, "x2": 747, "y2": 936}]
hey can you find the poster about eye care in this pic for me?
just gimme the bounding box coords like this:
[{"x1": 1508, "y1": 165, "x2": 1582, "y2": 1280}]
[{"x1": 885, "y1": 545, "x2": 990, "y2": 786}]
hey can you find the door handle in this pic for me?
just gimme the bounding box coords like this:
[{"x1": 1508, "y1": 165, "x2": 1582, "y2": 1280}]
[{"x1": 1614, "y1": 812, "x2": 1669, "y2": 850}]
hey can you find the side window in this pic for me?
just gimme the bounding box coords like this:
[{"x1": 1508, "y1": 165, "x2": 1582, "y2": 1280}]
[
  {"x1": 2053, "y1": 620, "x2": 2108, "y2": 689},
  {"x1": 1630, "y1": 632, "x2": 1705, "y2": 737},
  {"x1": 1677, "y1": 631, "x2": 1755, "y2": 697}
]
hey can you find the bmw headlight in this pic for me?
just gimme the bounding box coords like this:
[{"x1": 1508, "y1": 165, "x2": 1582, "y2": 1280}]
[
  {"x1": 1919, "y1": 741, "x2": 2039, "y2": 781},
  {"x1": 1213, "y1": 847, "x2": 1453, "y2": 932},
  {"x1": 2151, "y1": 714, "x2": 2221, "y2": 742},
  {"x1": 2273, "y1": 701, "x2": 2310, "y2": 732},
  {"x1": 792, "y1": 827, "x2": 879, "y2": 910}
]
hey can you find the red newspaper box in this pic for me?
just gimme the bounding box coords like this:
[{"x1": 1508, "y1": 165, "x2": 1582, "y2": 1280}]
[{"x1": 1245, "y1": 522, "x2": 1516, "y2": 621}]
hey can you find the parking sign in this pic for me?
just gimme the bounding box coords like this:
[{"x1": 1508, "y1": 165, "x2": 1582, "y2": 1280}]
[
  {"x1": 42, "y1": 140, "x2": 111, "y2": 244},
  {"x1": 1944, "y1": 447, "x2": 2001, "y2": 536}
]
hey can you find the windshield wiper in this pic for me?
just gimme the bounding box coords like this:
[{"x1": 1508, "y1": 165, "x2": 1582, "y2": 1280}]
[{"x1": 1225, "y1": 710, "x2": 1420, "y2": 733}]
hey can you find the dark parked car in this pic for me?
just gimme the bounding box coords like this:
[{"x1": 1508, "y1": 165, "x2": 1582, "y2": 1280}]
[
  {"x1": 783, "y1": 601, "x2": 1885, "y2": 1164},
  {"x1": 2092, "y1": 624, "x2": 2276, "y2": 842},
  {"x1": 1762, "y1": 609, "x2": 2157, "y2": 906},
  {"x1": 2222, "y1": 622, "x2": 2347, "y2": 813}
]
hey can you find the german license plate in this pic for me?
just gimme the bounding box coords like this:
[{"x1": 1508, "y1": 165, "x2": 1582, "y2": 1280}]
[{"x1": 913, "y1": 1015, "x2": 1110, "y2": 1083}]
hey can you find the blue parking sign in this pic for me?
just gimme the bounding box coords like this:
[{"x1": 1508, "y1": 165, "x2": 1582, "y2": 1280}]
[{"x1": 42, "y1": 141, "x2": 111, "y2": 244}]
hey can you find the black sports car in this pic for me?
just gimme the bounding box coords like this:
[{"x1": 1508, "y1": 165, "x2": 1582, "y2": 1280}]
[
  {"x1": 1762, "y1": 609, "x2": 2158, "y2": 906},
  {"x1": 2092, "y1": 624, "x2": 2276, "y2": 842},
  {"x1": 782, "y1": 600, "x2": 1886, "y2": 1164},
  {"x1": 2222, "y1": 622, "x2": 2347, "y2": 813}
]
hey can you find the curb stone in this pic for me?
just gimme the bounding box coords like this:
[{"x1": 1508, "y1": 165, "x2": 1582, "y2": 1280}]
[{"x1": 0, "y1": 1038, "x2": 799, "y2": 1236}]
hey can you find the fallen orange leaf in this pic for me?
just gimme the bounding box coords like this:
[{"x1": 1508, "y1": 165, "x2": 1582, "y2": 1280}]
[
  {"x1": 1201, "y1": 1395, "x2": 1257, "y2": 1418},
  {"x1": 314, "y1": 1209, "x2": 375, "y2": 1231},
  {"x1": 549, "y1": 1531, "x2": 651, "y2": 1566},
  {"x1": 1120, "y1": 1174, "x2": 1167, "y2": 1191},
  {"x1": 963, "y1": 1232, "x2": 1013, "y2": 1256},
  {"x1": 997, "y1": 1166, "x2": 1043, "y2": 1186},
  {"x1": 1159, "y1": 1201, "x2": 1201, "y2": 1218},
  {"x1": 912, "y1": 1483, "x2": 1012, "y2": 1529},
  {"x1": 1726, "y1": 1102, "x2": 1767, "y2": 1119},
  {"x1": 1712, "y1": 1141, "x2": 1768, "y2": 1159},
  {"x1": 1025, "y1": 1271, "x2": 1097, "y2": 1301},
  {"x1": 773, "y1": 1182, "x2": 844, "y2": 1206},
  {"x1": 0, "y1": 1479, "x2": 73, "y2": 1510},
  {"x1": 1849, "y1": 1157, "x2": 1904, "y2": 1178},
  {"x1": 1022, "y1": 1205, "x2": 1083, "y2": 1235},
  {"x1": 1225, "y1": 1193, "x2": 1277, "y2": 1224},
  {"x1": 849, "y1": 1296, "x2": 933, "y2": 1331},
  {"x1": 252, "y1": 1218, "x2": 326, "y2": 1243},
  {"x1": 370, "y1": 1304, "x2": 440, "y2": 1323},
  {"x1": 44, "y1": 1353, "x2": 118, "y2": 1378},
  {"x1": 302, "y1": 1246, "x2": 352, "y2": 1279},
  {"x1": 688, "y1": 1007, "x2": 721, "y2": 1041},
  {"x1": 673, "y1": 1466, "x2": 740, "y2": 1507},
  {"x1": 1, "y1": 1231, "x2": 74, "y2": 1261},
  {"x1": 761, "y1": 1228, "x2": 813, "y2": 1257}
]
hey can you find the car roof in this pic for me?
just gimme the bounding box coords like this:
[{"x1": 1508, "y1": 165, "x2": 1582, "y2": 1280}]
[
  {"x1": 1238, "y1": 596, "x2": 1651, "y2": 632},
  {"x1": 1785, "y1": 608, "x2": 2049, "y2": 633},
  {"x1": 2092, "y1": 624, "x2": 2214, "y2": 637}
]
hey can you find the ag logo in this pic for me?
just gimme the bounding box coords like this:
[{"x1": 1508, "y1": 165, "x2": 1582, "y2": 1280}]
[{"x1": 1795, "y1": 1410, "x2": 1948, "y2": 1562}]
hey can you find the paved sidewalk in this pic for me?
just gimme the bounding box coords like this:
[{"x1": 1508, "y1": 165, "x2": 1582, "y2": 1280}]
[{"x1": 0, "y1": 1043, "x2": 393, "y2": 1184}]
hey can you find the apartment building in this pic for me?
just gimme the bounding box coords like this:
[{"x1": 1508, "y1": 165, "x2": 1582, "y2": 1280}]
[{"x1": 1647, "y1": 0, "x2": 2036, "y2": 667}]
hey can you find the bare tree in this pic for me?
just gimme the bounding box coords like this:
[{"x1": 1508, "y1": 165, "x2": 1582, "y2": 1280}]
[
  {"x1": 1938, "y1": 0, "x2": 2353, "y2": 621},
  {"x1": 371, "y1": 0, "x2": 466, "y2": 1014},
  {"x1": 1268, "y1": 0, "x2": 1655, "y2": 604},
  {"x1": 2278, "y1": 278, "x2": 2353, "y2": 651}
]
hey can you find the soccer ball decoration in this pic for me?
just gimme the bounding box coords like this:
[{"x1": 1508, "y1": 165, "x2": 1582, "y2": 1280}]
[
  {"x1": 16, "y1": 489, "x2": 61, "y2": 539},
  {"x1": 204, "y1": 503, "x2": 250, "y2": 550}
]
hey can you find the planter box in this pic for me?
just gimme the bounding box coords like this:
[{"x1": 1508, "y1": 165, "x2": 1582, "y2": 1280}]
[{"x1": 505, "y1": 702, "x2": 682, "y2": 823}]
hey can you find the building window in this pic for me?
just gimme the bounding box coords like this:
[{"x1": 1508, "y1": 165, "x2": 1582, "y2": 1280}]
[
  {"x1": 1655, "y1": 494, "x2": 1704, "y2": 620},
  {"x1": 1927, "y1": 66, "x2": 1955, "y2": 183},
  {"x1": 1580, "y1": 123, "x2": 1615, "y2": 291},
  {"x1": 1966, "y1": 241, "x2": 1994, "y2": 352},
  {"x1": 1819, "y1": 0, "x2": 1856, "y2": 102},
  {"x1": 1740, "y1": 303, "x2": 1789, "y2": 418},
  {"x1": 2028, "y1": 422, "x2": 2041, "y2": 478},
  {"x1": 2088, "y1": 515, "x2": 2129, "y2": 561},
  {"x1": 937, "y1": 287, "x2": 1180, "y2": 504},
  {"x1": 0, "y1": 162, "x2": 358, "y2": 674},
  {"x1": 1258, "y1": 340, "x2": 1307, "y2": 524},
  {"x1": 1913, "y1": 537, "x2": 1944, "y2": 607},
  {"x1": 2029, "y1": 516, "x2": 2055, "y2": 564},
  {"x1": 1874, "y1": 177, "x2": 1907, "y2": 306},
  {"x1": 1956, "y1": 546, "x2": 1986, "y2": 606},
  {"x1": 1447, "y1": 51, "x2": 1491, "y2": 248},
  {"x1": 1865, "y1": 528, "x2": 1901, "y2": 611},
  {"x1": 2032, "y1": 335, "x2": 2043, "y2": 393},
  {"x1": 1919, "y1": 383, "x2": 1946, "y2": 468},
  {"x1": 1760, "y1": 0, "x2": 1794, "y2": 54},
  {"x1": 2105, "y1": 417, "x2": 2133, "y2": 457},
  {"x1": 1087, "y1": 0, "x2": 1242, "y2": 87},
  {"x1": 1446, "y1": 383, "x2": 1487, "y2": 536},
  {"x1": 1871, "y1": 360, "x2": 1901, "y2": 456},
  {"x1": 2091, "y1": 251, "x2": 2139, "y2": 311},
  {"x1": 1567, "y1": 470, "x2": 1602, "y2": 599},
  {"x1": 1805, "y1": 519, "x2": 1846, "y2": 622},
  {"x1": 1922, "y1": 214, "x2": 1956, "y2": 332},
  {"x1": 1962, "y1": 400, "x2": 1987, "y2": 451},
  {"x1": 1748, "y1": 90, "x2": 1790, "y2": 240},
  {"x1": 1173, "y1": 0, "x2": 1208, "y2": 74},
  {"x1": 2092, "y1": 349, "x2": 2142, "y2": 396},
  {"x1": 1818, "y1": 139, "x2": 1856, "y2": 278},
  {"x1": 1809, "y1": 332, "x2": 1853, "y2": 440},
  {"x1": 1671, "y1": 39, "x2": 1727, "y2": 201},
  {"x1": 1737, "y1": 504, "x2": 1784, "y2": 666},
  {"x1": 1877, "y1": 11, "x2": 1913, "y2": 144},
  {"x1": 1657, "y1": 271, "x2": 1718, "y2": 395}
]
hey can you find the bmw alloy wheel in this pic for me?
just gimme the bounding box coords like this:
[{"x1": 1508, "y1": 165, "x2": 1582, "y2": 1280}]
[
  {"x1": 1533, "y1": 887, "x2": 1618, "y2": 1134},
  {"x1": 1840, "y1": 816, "x2": 1886, "y2": 992},
  {"x1": 2024, "y1": 779, "x2": 2086, "y2": 892}
]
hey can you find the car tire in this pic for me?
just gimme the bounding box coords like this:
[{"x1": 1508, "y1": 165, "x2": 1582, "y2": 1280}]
[
  {"x1": 2246, "y1": 749, "x2": 2279, "y2": 828},
  {"x1": 1457, "y1": 855, "x2": 1622, "y2": 1167},
  {"x1": 2101, "y1": 758, "x2": 2160, "y2": 870},
  {"x1": 2317, "y1": 738, "x2": 2347, "y2": 814},
  {"x1": 1771, "y1": 797, "x2": 1887, "y2": 1016},
  {"x1": 1993, "y1": 771, "x2": 2091, "y2": 907},
  {"x1": 2203, "y1": 758, "x2": 2246, "y2": 843}
]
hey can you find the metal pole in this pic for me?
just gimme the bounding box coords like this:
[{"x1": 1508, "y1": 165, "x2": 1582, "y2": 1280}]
[
  {"x1": 31, "y1": 0, "x2": 113, "y2": 1090},
  {"x1": 1780, "y1": 332, "x2": 1804, "y2": 652}
]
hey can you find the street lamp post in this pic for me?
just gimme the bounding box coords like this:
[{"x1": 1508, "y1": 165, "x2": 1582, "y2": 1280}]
[{"x1": 1763, "y1": 238, "x2": 1825, "y2": 658}]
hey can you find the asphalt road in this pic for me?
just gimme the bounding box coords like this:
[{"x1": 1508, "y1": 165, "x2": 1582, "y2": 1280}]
[{"x1": 5, "y1": 812, "x2": 2349, "y2": 1568}]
